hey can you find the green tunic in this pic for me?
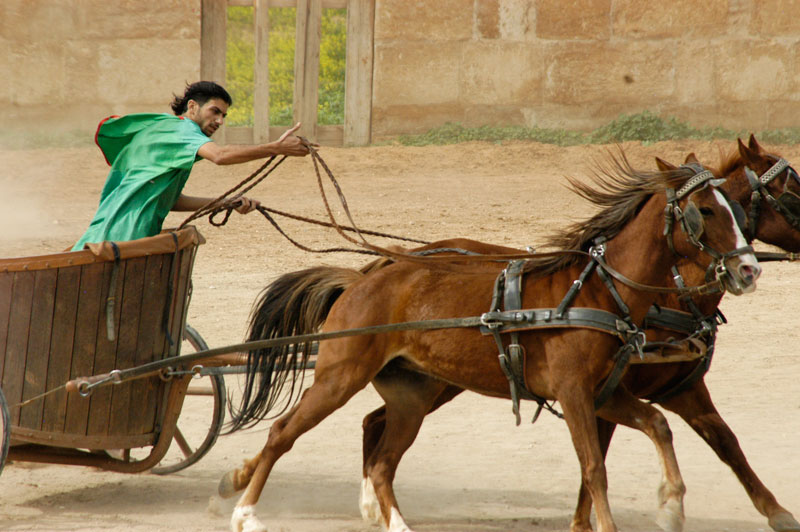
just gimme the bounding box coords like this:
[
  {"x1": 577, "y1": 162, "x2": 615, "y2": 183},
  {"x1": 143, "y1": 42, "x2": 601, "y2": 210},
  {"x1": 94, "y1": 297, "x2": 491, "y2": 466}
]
[{"x1": 72, "y1": 113, "x2": 211, "y2": 250}]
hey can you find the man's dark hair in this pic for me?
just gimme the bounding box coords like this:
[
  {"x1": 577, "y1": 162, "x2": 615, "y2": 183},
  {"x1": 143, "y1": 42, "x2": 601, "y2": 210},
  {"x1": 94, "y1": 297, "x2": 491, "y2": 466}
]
[{"x1": 170, "y1": 81, "x2": 232, "y2": 115}]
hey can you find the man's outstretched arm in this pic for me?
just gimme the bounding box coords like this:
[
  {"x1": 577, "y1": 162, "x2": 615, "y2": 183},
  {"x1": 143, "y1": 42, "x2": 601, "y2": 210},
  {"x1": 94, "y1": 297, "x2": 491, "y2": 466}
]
[{"x1": 197, "y1": 123, "x2": 312, "y2": 165}]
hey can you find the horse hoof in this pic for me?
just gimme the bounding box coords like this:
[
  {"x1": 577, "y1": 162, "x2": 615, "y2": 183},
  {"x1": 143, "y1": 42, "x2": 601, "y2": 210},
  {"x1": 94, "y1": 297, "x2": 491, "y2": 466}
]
[
  {"x1": 769, "y1": 511, "x2": 800, "y2": 532},
  {"x1": 219, "y1": 470, "x2": 242, "y2": 499},
  {"x1": 655, "y1": 498, "x2": 684, "y2": 532},
  {"x1": 231, "y1": 505, "x2": 268, "y2": 532}
]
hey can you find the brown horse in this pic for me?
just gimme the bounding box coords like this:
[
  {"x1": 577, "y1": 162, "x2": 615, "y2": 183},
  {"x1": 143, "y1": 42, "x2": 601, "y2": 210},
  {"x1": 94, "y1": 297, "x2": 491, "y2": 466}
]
[
  {"x1": 357, "y1": 137, "x2": 800, "y2": 532},
  {"x1": 221, "y1": 153, "x2": 759, "y2": 532}
]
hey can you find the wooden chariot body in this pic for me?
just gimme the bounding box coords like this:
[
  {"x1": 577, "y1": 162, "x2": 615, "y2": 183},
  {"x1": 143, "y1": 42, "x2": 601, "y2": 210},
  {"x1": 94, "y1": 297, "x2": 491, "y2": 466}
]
[{"x1": 0, "y1": 227, "x2": 204, "y2": 472}]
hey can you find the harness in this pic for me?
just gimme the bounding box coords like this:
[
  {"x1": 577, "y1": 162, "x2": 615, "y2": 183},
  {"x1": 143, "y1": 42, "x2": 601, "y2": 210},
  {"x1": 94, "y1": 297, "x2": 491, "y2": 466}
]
[
  {"x1": 744, "y1": 157, "x2": 800, "y2": 240},
  {"x1": 479, "y1": 164, "x2": 756, "y2": 425}
]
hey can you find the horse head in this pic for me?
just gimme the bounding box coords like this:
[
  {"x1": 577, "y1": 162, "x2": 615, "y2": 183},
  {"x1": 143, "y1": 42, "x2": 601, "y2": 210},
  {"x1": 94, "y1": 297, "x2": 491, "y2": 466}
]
[{"x1": 661, "y1": 165, "x2": 760, "y2": 295}]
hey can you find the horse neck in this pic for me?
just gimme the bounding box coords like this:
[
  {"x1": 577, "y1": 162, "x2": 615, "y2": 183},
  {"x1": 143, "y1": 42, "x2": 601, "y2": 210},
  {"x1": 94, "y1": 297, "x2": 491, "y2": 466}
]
[{"x1": 601, "y1": 194, "x2": 695, "y2": 324}]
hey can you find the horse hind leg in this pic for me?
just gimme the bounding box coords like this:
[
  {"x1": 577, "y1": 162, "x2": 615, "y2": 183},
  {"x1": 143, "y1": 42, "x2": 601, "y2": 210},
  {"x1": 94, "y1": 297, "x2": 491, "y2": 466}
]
[
  {"x1": 659, "y1": 382, "x2": 800, "y2": 532},
  {"x1": 361, "y1": 369, "x2": 455, "y2": 531},
  {"x1": 226, "y1": 345, "x2": 384, "y2": 532}
]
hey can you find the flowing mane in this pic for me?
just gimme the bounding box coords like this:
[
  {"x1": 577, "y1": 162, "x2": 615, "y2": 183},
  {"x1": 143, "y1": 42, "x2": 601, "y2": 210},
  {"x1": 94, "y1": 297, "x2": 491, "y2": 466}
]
[{"x1": 527, "y1": 150, "x2": 699, "y2": 276}]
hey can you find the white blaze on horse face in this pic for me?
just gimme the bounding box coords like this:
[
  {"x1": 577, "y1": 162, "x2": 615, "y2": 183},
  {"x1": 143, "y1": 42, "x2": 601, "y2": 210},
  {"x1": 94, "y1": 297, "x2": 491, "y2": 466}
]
[{"x1": 712, "y1": 189, "x2": 758, "y2": 267}]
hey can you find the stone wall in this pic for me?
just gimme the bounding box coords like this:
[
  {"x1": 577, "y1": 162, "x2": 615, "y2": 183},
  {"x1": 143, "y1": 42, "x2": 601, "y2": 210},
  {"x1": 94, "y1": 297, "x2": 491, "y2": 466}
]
[
  {"x1": 1, "y1": 0, "x2": 201, "y2": 140},
  {"x1": 3, "y1": 0, "x2": 799, "y2": 143},
  {"x1": 371, "y1": 0, "x2": 800, "y2": 137}
]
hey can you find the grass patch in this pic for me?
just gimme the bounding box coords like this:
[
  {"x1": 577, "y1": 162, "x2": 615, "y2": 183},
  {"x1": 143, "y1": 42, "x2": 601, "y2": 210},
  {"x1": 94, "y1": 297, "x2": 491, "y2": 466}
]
[{"x1": 392, "y1": 111, "x2": 800, "y2": 147}]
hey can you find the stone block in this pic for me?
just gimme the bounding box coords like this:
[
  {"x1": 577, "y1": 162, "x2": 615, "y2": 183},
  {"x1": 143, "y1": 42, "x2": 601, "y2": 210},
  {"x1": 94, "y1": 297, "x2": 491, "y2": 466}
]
[
  {"x1": 372, "y1": 103, "x2": 466, "y2": 137},
  {"x1": 0, "y1": 0, "x2": 80, "y2": 42},
  {"x1": 476, "y1": 0, "x2": 501, "y2": 39},
  {"x1": 373, "y1": 42, "x2": 462, "y2": 106},
  {"x1": 460, "y1": 42, "x2": 543, "y2": 106},
  {"x1": 8, "y1": 41, "x2": 66, "y2": 106},
  {"x1": 674, "y1": 41, "x2": 716, "y2": 105},
  {"x1": 462, "y1": 104, "x2": 526, "y2": 127},
  {"x1": 375, "y1": 0, "x2": 473, "y2": 41},
  {"x1": 715, "y1": 40, "x2": 792, "y2": 102},
  {"x1": 767, "y1": 101, "x2": 800, "y2": 129},
  {"x1": 544, "y1": 42, "x2": 675, "y2": 105},
  {"x1": 76, "y1": 0, "x2": 201, "y2": 40},
  {"x1": 750, "y1": 0, "x2": 800, "y2": 37},
  {"x1": 536, "y1": 0, "x2": 611, "y2": 40},
  {"x1": 496, "y1": 0, "x2": 536, "y2": 41},
  {"x1": 97, "y1": 39, "x2": 201, "y2": 107},
  {"x1": 612, "y1": 0, "x2": 729, "y2": 39}
]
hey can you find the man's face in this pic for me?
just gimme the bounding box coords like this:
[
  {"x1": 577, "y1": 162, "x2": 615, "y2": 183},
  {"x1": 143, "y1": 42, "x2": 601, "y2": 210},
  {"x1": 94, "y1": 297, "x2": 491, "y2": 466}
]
[{"x1": 186, "y1": 97, "x2": 229, "y2": 137}]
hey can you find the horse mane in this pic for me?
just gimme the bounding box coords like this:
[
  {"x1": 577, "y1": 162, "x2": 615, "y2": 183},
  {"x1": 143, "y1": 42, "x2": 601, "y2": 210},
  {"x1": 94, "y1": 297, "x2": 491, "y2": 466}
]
[{"x1": 526, "y1": 149, "x2": 698, "y2": 276}]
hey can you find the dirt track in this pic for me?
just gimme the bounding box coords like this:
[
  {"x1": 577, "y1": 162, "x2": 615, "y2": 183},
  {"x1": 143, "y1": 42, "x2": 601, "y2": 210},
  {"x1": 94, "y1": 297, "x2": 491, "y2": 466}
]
[{"x1": 0, "y1": 140, "x2": 798, "y2": 531}]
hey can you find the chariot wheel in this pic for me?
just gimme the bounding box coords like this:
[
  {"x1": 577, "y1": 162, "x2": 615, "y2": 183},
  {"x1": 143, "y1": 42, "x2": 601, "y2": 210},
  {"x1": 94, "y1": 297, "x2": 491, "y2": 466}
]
[
  {"x1": 150, "y1": 324, "x2": 226, "y2": 475},
  {"x1": 0, "y1": 386, "x2": 10, "y2": 476}
]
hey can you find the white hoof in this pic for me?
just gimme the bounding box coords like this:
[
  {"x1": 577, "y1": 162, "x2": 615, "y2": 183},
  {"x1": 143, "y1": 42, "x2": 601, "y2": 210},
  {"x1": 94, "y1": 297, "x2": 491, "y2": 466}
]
[
  {"x1": 656, "y1": 497, "x2": 684, "y2": 532},
  {"x1": 359, "y1": 477, "x2": 382, "y2": 524},
  {"x1": 231, "y1": 505, "x2": 268, "y2": 532}
]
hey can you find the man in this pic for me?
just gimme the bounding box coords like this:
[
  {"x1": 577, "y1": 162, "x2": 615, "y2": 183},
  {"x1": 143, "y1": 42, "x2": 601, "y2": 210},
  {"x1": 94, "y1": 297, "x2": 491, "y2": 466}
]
[{"x1": 72, "y1": 81, "x2": 310, "y2": 250}]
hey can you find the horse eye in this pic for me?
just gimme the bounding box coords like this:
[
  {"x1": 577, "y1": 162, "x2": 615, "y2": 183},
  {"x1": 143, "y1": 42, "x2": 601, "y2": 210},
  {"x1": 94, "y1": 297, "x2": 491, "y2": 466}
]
[{"x1": 699, "y1": 207, "x2": 714, "y2": 216}]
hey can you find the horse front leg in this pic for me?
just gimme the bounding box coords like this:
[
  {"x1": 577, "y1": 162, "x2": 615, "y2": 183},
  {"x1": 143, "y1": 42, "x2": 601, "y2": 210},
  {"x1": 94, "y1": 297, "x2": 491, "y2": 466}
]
[
  {"x1": 660, "y1": 381, "x2": 800, "y2": 532},
  {"x1": 596, "y1": 387, "x2": 686, "y2": 532},
  {"x1": 556, "y1": 384, "x2": 620, "y2": 532},
  {"x1": 571, "y1": 418, "x2": 617, "y2": 532}
]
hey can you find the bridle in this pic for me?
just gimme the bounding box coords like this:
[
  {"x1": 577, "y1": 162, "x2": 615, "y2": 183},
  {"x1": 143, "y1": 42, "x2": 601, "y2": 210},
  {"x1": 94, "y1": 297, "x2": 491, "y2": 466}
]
[
  {"x1": 663, "y1": 163, "x2": 754, "y2": 288},
  {"x1": 744, "y1": 156, "x2": 800, "y2": 239}
]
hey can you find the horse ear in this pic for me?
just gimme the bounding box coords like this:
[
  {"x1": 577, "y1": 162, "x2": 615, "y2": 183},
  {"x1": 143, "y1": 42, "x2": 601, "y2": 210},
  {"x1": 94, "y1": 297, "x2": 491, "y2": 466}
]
[
  {"x1": 684, "y1": 153, "x2": 700, "y2": 164},
  {"x1": 655, "y1": 157, "x2": 676, "y2": 171},
  {"x1": 748, "y1": 134, "x2": 762, "y2": 153},
  {"x1": 738, "y1": 137, "x2": 760, "y2": 165}
]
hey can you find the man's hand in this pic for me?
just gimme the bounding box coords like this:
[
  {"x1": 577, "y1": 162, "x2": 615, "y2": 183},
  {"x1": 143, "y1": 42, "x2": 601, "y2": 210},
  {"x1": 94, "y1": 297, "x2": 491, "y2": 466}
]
[
  {"x1": 273, "y1": 123, "x2": 319, "y2": 156},
  {"x1": 231, "y1": 196, "x2": 261, "y2": 214}
]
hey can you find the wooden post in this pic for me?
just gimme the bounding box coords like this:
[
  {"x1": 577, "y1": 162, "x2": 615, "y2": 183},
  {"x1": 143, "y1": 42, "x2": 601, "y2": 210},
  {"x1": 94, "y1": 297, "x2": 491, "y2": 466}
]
[
  {"x1": 344, "y1": 0, "x2": 374, "y2": 146},
  {"x1": 293, "y1": 0, "x2": 322, "y2": 142},
  {"x1": 201, "y1": 0, "x2": 228, "y2": 144},
  {"x1": 253, "y1": 0, "x2": 271, "y2": 143}
]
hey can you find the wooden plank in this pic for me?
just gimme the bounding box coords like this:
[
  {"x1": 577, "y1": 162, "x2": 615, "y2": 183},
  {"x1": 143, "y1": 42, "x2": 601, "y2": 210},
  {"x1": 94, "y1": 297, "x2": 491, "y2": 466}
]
[
  {"x1": 317, "y1": 124, "x2": 343, "y2": 145},
  {"x1": 168, "y1": 248, "x2": 196, "y2": 358},
  {"x1": 294, "y1": 0, "x2": 322, "y2": 141},
  {"x1": 64, "y1": 263, "x2": 104, "y2": 436},
  {"x1": 253, "y1": 0, "x2": 271, "y2": 143},
  {"x1": 0, "y1": 273, "x2": 14, "y2": 384},
  {"x1": 86, "y1": 262, "x2": 122, "y2": 437},
  {"x1": 19, "y1": 269, "x2": 57, "y2": 430},
  {"x1": 128, "y1": 254, "x2": 167, "y2": 435},
  {"x1": 344, "y1": 0, "x2": 374, "y2": 146},
  {"x1": 202, "y1": 0, "x2": 228, "y2": 144},
  {"x1": 41, "y1": 265, "x2": 80, "y2": 433},
  {"x1": 107, "y1": 257, "x2": 146, "y2": 437},
  {"x1": 3, "y1": 272, "x2": 35, "y2": 425}
]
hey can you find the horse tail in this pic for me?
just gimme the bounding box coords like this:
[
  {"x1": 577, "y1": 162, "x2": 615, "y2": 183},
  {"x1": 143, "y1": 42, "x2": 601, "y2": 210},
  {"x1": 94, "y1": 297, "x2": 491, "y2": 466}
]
[{"x1": 226, "y1": 266, "x2": 364, "y2": 432}]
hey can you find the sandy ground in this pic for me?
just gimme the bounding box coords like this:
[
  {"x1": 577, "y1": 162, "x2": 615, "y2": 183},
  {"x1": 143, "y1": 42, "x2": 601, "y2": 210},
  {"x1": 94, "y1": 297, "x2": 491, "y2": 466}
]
[{"x1": 0, "y1": 139, "x2": 798, "y2": 532}]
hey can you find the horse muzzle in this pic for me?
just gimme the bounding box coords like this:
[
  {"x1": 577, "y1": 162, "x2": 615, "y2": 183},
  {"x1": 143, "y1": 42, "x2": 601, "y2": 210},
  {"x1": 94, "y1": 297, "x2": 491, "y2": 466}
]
[{"x1": 720, "y1": 256, "x2": 762, "y2": 295}]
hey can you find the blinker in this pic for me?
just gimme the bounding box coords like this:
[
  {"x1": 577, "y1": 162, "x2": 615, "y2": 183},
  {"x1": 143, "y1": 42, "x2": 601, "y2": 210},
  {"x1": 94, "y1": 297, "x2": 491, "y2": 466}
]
[{"x1": 682, "y1": 202, "x2": 704, "y2": 240}]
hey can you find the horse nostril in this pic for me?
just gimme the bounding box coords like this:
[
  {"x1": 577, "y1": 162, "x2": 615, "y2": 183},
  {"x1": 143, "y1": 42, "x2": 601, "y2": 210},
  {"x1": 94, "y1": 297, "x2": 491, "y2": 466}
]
[{"x1": 738, "y1": 263, "x2": 762, "y2": 283}]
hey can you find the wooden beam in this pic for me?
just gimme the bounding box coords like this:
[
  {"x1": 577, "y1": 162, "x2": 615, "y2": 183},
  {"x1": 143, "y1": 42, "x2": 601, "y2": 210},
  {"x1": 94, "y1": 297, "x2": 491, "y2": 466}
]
[
  {"x1": 253, "y1": 0, "x2": 271, "y2": 142},
  {"x1": 344, "y1": 0, "x2": 374, "y2": 146},
  {"x1": 201, "y1": 0, "x2": 228, "y2": 144},
  {"x1": 293, "y1": 0, "x2": 322, "y2": 142}
]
